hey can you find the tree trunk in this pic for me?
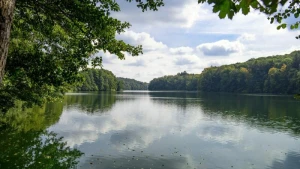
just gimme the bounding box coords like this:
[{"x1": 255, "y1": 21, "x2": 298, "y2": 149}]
[{"x1": 0, "y1": 0, "x2": 15, "y2": 85}]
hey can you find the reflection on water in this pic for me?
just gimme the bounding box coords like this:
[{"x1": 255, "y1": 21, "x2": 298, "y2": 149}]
[
  {"x1": 0, "y1": 101, "x2": 83, "y2": 169},
  {"x1": 0, "y1": 101, "x2": 64, "y2": 132},
  {"x1": 1, "y1": 91, "x2": 300, "y2": 169},
  {"x1": 268, "y1": 151, "x2": 300, "y2": 169},
  {"x1": 64, "y1": 92, "x2": 116, "y2": 113},
  {"x1": 0, "y1": 129, "x2": 83, "y2": 169}
]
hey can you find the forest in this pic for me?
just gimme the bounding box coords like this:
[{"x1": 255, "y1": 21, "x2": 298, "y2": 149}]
[
  {"x1": 78, "y1": 51, "x2": 300, "y2": 95},
  {"x1": 117, "y1": 77, "x2": 148, "y2": 90},
  {"x1": 77, "y1": 68, "x2": 148, "y2": 91},
  {"x1": 77, "y1": 68, "x2": 120, "y2": 91},
  {"x1": 148, "y1": 71, "x2": 200, "y2": 91},
  {"x1": 198, "y1": 51, "x2": 300, "y2": 94},
  {"x1": 149, "y1": 51, "x2": 300, "y2": 94}
]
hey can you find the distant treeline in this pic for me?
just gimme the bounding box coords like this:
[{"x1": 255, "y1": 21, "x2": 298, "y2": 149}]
[
  {"x1": 148, "y1": 71, "x2": 200, "y2": 91},
  {"x1": 149, "y1": 51, "x2": 300, "y2": 94},
  {"x1": 77, "y1": 68, "x2": 120, "y2": 91},
  {"x1": 77, "y1": 69, "x2": 148, "y2": 91},
  {"x1": 117, "y1": 77, "x2": 148, "y2": 90},
  {"x1": 79, "y1": 51, "x2": 300, "y2": 94},
  {"x1": 198, "y1": 51, "x2": 300, "y2": 94}
]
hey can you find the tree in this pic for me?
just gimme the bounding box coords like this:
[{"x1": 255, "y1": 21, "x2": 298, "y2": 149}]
[
  {"x1": 0, "y1": 129, "x2": 83, "y2": 169},
  {"x1": 117, "y1": 77, "x2": 148, "y2": 90},
  {"x1": 77, "y1": 68, "x2": 119, "y2": 91},
  {"x1": 0, "y1": 0, "x2": 16, "y2": 85},
  {"x1": 0, "y1": 101, "x2": 83, "y2": 168},
  {"x1": 198, "y1": 0, "x2": 300, "y2": 38},
  {"x1": 197, "y1": 51, "x2": 300, "y2": 94},
  {"x1": 0, "y1": 0, "x2": 163, "y2": 111},
  {"x1": 148, "y1": 72, "x2": 200, "y2": 91}
]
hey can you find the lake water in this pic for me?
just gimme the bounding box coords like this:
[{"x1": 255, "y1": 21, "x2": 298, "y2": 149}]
[{"x1": 1, "y1": 91, "x2": 300, "y2": 169}]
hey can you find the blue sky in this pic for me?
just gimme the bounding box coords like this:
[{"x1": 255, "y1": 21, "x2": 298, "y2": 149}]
[{"x1": 98, "y1": 0, "x2": 300, "y2": 82}]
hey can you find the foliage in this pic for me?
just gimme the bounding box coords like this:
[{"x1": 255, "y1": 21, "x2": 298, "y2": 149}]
[
  {"x1": 64, "y1": 92, "x2": 116, "y2": 114},
  {"x1": 117, "y1": 77, "x2": 148, "y2": 90},
  {"x1": 0, "y1": 0, "x2": 163, "y2": 112},
  {"x1": 78, "y1": 69, "x2": 148, "y2": 91},
  {"x1": 198, "y1": 0, "x2": 300, "y2": 39},
  {"x1": 148, "y1": 51, "x2": 300, "y2": 96},
  {"x1": 148, "y1": 71, "x2": 200, "y2": 91},
  {"x1": 0, "y1": 101, "x2": 63, "y2": 132},
  {"x1": 198, "y1": 51, "x2": 300, "y2": 94},
  {"x1": 0, "y1": 99, "x2": 83, "y2": 169},
  {"x1": 0, "y1": 129, "x2": 83, "y2": 169},
  {"x1": 77, "y1": 68, "x2": 119, "y2": 91}
]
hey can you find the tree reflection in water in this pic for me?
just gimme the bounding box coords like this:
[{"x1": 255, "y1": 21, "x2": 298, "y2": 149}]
[
  {"x1": 0, "y1": 129, "x2": 83, "y2": 169},
  {"x1": 0, "y1": 101, "x2": 83, "y2": 169}
]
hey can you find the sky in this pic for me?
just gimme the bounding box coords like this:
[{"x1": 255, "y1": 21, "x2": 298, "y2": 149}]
[{"x1": 97, "y1": 0, "x2": 300, "y2": 82}]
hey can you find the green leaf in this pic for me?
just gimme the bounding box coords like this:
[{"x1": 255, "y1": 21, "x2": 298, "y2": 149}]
[
  {"x1": 277, "y1": 25, "x2": 281, "y2": 30},
  {"x1": 219, "y1": 10, "x2": 227, "y2": 19},
  {"x1": 242, "y1": 6, "x2": 250, "y2": 15},
  {"x1": 228, "y1": 11, "x2": 234, "y2": 19},
  {"x1": 281, "y1": 23, "x2": 287, "y2": 29},
  {"x1": 240, "y1": 0, "x2": 250, "y2": 15},
  {"x1": 218, "y1": 0, "x2": 231, "y2": 19},
  {"x1": 250, "y1": 1, "x2": 259, "y2": 9},
  {"x1": 213, "y1": 5, "x2": 220, "y2": 13}
]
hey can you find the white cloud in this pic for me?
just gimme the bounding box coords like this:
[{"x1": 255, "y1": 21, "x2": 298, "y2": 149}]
[
  {"x1": 127, "y1": 59, "x2": 146, "y2": 67},
  {"x1": 93, "y1": 50, "x2": 117, "y2": 64},
  {"x1": 238, "y1": 33, "x2": 256, "y2": 41},
  {"x1": 196, "y1": 40, "x2": 244, "y2": 56},
  {"x1": 175, "y1": 57, "x2": 194, "y2": 65},
  {"x1": 174, "y1": 54, "x2": 200, "y2": 66},
  {"x1": 112, "y1": 0, "x2": 211, "y2": 30},
  {"x1": 49, "y1": 96, "x2": 206, "y2": 148},
  {"x1": 118, "y1": 31, "x2": 167, "y2": 52},
  {"x1": 175, "y1": 2, "x2": 212, "y2": 28},
  {"x1": 170, "y1": 46, "x2": 194, "y2": 55},
  {"x1": 197, "y1": 123, "x2": 243, "y2": 144}
]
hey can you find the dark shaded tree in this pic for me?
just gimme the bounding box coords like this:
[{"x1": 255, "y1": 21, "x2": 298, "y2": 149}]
[
  {"x1": 148, "y1": 71, "x2": 200, "y2": 91},
  {"x1": 77, "y1": 68, "x2": 118, "y2": 91},
  {"x1": 117, "y1": 77, "x2": 148, "y2": 90}
]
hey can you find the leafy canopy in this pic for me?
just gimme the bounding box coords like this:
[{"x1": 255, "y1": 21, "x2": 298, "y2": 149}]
[{"x1": 1, "y1": 0, "x2": 163, "y2": 112}]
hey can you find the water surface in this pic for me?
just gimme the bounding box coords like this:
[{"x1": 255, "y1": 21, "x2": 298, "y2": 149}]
[{"x1": 1, "y1": 91, "x2": 300, "y2": 169}]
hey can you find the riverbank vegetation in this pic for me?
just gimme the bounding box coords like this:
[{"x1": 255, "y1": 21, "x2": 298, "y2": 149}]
[
  {"x1": 77, "y1": 68, "x2": 148, "y2": 91},
  {"x1": 148, "y1": 71, "x2": 200, "y2": 91},
  {"x1": 77, "y1": 68, "x2": 119, "y2": 91},
  {"x1": 149, "y1": 51, "x2": 300, "y2": 95},
  {"x1": 198, "y1": 51, "x2": 300, "y2": 94},
  {"x1": 117, "y1": 77, "x2": 148, "y2": 90}
]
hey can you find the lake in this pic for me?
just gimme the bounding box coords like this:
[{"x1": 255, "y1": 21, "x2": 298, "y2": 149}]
[{"x1": 1, "y1": 91, "x2": 300, "y2": 169}]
